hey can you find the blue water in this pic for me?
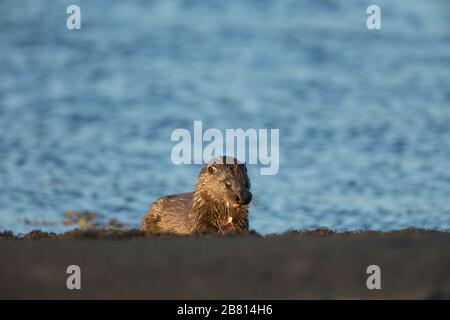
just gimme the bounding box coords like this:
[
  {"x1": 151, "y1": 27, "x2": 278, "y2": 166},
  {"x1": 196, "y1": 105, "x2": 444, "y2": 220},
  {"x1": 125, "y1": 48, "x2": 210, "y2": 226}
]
[{"x1": 1, "y1": 0, "x2": 449, "y2": 234}]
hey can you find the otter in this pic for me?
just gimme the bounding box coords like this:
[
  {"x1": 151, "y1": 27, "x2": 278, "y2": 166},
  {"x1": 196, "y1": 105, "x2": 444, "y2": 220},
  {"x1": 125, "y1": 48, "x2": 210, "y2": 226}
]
[{"x1": 140, "y1": 156, "x2": 252, "y2": 235}]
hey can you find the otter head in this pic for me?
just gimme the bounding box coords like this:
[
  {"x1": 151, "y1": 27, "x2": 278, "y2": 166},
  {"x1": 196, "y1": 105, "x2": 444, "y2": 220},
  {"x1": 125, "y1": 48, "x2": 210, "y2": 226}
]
[{"x1": 196, "y1": 156, "x2": 252, "y2": 209}]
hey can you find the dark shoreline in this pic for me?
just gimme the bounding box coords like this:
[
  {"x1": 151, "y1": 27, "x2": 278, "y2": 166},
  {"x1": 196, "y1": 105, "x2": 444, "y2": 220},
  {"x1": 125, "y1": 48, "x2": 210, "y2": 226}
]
[
  {"x1": 1, "y1": 228, "x2": 449, "y2": 299},
  {"x1": 1, "y1": 227, "x2": 449, "y2": 240}
]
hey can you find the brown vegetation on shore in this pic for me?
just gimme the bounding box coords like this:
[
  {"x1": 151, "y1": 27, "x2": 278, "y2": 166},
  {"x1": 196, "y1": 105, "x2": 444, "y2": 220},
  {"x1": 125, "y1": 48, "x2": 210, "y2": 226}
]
[{"x1": 0, "y1": 227, "x2": 447, "y2": 240}]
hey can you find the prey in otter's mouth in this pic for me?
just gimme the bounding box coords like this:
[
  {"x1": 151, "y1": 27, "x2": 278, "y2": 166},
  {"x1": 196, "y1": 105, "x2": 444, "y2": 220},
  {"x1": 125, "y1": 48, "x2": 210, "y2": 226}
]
[{"x1": 140, "y1": 156, "x2": 252, "y2": 235}]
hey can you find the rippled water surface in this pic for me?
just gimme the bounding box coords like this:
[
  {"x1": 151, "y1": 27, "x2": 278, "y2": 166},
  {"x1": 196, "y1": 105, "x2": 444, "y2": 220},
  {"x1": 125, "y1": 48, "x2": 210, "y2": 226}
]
[{"x1": 1, "y1": 0, "x2": 449, "y2": 234}]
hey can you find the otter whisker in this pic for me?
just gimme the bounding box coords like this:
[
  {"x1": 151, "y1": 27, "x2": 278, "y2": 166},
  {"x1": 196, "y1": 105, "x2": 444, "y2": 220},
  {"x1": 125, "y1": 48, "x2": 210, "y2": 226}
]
[{"x1": 247, "y1": 193, "x2": 264, "y2": 207}]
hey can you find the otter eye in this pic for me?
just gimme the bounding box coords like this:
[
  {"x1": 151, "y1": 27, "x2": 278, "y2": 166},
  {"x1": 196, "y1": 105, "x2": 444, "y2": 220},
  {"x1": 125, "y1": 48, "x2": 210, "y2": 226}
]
[{"x1": 224, "y1": 182, "x2": 232, "y2": 189}]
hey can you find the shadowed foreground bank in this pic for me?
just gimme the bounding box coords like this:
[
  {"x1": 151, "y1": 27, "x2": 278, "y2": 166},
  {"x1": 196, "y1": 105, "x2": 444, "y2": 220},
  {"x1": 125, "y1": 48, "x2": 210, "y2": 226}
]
[{"x1": 0, "y1": 229, "x2": 449, "y2": 299}]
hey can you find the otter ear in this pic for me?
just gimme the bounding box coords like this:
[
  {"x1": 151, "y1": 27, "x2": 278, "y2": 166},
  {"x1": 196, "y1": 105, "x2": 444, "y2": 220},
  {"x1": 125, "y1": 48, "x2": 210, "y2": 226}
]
[{"x1": 207, "y1": 164, "x2": 217, "y2": 174}]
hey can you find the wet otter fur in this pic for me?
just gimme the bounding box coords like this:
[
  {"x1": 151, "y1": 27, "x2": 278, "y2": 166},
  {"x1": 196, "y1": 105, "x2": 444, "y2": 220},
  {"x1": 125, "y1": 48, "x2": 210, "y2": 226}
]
[{"x1": 140, "y1": 156, "x2": 252, "y2": 235}]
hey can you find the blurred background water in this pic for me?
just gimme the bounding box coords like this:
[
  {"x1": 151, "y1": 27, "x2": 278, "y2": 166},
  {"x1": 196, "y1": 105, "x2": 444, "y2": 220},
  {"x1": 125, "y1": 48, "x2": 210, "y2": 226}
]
[{"x1": 0, "y1": 0, "x2": 449, "y2": 234}]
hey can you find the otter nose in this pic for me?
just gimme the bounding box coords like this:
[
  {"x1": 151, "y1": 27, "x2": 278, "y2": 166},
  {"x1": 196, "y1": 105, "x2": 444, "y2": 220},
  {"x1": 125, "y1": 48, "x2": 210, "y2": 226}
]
[{"x1": 236, "y1": 191, "x2": 252, "y2": 205}]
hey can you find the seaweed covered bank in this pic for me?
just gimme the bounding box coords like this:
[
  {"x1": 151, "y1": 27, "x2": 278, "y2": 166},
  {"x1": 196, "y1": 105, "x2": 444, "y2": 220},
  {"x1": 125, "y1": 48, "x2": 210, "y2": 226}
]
[{"x1": 0, "y1": 228, "x2": 449, "y2": 299}]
